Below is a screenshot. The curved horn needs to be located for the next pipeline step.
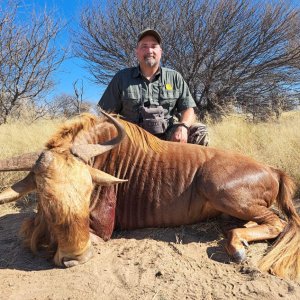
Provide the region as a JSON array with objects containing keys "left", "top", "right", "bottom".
[
  {"left": 0, "top": 172, "right": 36, "bottom": 204},
  {"left": 88, "top": 167, "right": 127, "bottom": 186},
  {"left": 71, "top": 110, "right": 126, "bottom": 163},
  {"left": 99, "top": 109, "right": 127, "bottom": 148},
  {"left": 0, "top": 151, "right": 42, "bottom": 172}
]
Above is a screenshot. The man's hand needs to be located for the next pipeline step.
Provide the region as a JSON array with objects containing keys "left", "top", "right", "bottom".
[
  {"left": 169, "top": 107, "right": 194, "bottom": 143},
  {"left": 170, "top": 125, "right": 188, "bottom": 143}
]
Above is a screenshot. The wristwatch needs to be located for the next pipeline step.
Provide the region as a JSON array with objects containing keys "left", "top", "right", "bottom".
[{"left": 177, "top": 122, "right": 189, "bottom": 130}]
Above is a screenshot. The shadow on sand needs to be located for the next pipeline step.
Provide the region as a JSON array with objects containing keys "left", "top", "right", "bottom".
[{"left": 0, "top": 208, "right": 232, "bottom": 271}]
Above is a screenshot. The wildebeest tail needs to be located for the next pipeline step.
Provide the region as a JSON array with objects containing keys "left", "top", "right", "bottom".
[{"left": 259, "top": 169, "right": 300, "bottom": 280}]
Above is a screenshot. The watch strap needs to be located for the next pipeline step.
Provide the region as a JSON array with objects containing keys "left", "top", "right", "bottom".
[{"left": 177, "top": 123, "right": 189, "bottom": 130}]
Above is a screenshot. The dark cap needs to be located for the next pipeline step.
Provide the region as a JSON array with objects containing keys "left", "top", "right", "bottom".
[{"left": 137, "top": 28, "right": 162, "bottom": 44}]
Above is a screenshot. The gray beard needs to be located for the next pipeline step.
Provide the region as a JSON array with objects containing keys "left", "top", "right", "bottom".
[{"left": 144, "top": 57, "right": 158, "bottom": 67}]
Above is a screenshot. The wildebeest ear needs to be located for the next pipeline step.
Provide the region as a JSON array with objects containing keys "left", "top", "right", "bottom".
[
  {"left": 88, "top": 166, "right": 127, "bottom": 186},
  {"left": 0, "top": 172, "right": 36, "bottom": 204}
]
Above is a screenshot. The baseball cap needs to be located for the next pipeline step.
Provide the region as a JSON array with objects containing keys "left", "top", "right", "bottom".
[{"left": 137, "top": 28, "right": 162, "bottom": 44}]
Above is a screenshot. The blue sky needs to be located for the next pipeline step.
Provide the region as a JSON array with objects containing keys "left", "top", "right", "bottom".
[
  {"left": 22, "top": 0, "right": 300, "bottom": 104},
  {"left": 22, "top": 0, "right": 106, "bottom": 104}
]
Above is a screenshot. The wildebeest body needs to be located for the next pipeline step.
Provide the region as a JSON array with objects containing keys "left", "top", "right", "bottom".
[
  {"left": 0, "top": 112, "right": 299, "bottom": 280},
  {"left": 92, "top": 138, "right": 276, "bottom": 231}
]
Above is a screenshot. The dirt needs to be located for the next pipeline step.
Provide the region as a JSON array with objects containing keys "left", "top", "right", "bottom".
[{"left": 1, "top": 200, "right": 300, "bottom": 300}]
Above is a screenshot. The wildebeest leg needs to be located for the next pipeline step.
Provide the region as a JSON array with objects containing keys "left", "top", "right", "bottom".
[{"left": 224, "top": 209, "right": 285, "bottom": 262}]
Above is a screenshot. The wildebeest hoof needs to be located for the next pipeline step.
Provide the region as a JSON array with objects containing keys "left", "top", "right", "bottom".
[{"left": 232, "top": 249, "right": 246, "bottom": 263}]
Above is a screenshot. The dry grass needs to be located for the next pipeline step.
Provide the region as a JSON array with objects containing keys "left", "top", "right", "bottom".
[
  {"left": 0, "top": 119, "right": 61, "bottom": 158},
  {"left": 0, "top": 118, "right": 61, "bottom": 190},
  {"left": 0, "top": 111, "right": 299, "bottom": 195}
]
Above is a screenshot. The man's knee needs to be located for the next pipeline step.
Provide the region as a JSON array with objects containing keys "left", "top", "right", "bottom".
[{"left": 188, "top": 123, "right": 209, "bottom": 146}]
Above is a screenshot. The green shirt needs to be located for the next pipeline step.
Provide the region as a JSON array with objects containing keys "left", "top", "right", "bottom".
[{"left": 99, "top": 66, "right": 196, "bottom": 126}]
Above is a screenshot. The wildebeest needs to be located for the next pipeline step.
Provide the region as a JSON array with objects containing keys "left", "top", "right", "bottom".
[{"left": 0, "top": 111, "right": 299, "bottom": 280}]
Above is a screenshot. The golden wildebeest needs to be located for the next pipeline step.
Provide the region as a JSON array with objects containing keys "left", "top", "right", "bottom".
[{"left": 0, "top": 111, "right": 299, "bottom": 280}]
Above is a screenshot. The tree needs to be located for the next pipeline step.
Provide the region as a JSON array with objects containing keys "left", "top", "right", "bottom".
[
  {"left": 48, "top": 80, "right": 93, "bottom": 118},
  {"left": 75, "top": 0, "right": 300, "bottom": 121},
  {"left": 0, "top": 1, "right": 66, "bottom": 124},
  {"left": 75, "top": 0, "right": 173, "bottom": 85}
]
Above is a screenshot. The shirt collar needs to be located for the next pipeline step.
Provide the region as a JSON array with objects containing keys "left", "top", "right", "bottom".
[
  {"left": 133, "top": 66, "right": 140, "bottom": 78},
  {"left": 133, "top": 65, "right": 162, "bottom": 79}
]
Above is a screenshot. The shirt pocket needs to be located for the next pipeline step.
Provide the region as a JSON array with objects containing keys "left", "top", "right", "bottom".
[
  {"left": 121, "top": 90, "right": 141, "bottom": 122},
  {"left": 159, "top": 90, "right": 180, "bottom": 112}
]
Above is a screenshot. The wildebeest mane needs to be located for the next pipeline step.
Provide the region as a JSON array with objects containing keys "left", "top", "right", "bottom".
[
  {"left": 118, "top": 118, "right": 167, "bottom": 153},
  {"left": 45, "top": 113, "right": 167, "bottom": 153},
  {"left": 45, "top": 114, "right": 100, "bottom": 149}
]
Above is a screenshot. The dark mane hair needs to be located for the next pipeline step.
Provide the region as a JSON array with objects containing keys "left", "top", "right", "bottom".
[
  {"left": 118, "top": 118, "right": 167, "bottom": 153},
  {"left": 45, "top": 113, "right": 167, "bottom": 153}
]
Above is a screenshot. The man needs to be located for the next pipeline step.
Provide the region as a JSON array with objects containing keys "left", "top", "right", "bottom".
[{"left": 99, "top": 28, "right": 208, "bottom": 145}]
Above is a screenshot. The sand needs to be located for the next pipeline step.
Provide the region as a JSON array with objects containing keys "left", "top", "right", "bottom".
[{"left": 1, "top": 200, "right": 300, "bottom": 300}]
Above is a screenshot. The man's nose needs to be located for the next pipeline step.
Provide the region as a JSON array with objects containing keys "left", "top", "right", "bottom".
[{"left": 145, "top": 47, "right": 154, "bottom": 53}]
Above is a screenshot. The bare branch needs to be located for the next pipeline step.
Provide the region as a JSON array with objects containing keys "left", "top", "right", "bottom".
[{"left": 0, "top": 1, "right": 66, "bottom": 124}]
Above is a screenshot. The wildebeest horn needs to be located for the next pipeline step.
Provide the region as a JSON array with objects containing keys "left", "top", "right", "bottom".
[
  {"left": 0, "top": 172, "right": 36, "bottom": 204},
  {"left": 88, "top": 167, "right": 127, "bottom": 185},
  {"left": 71, "top": 110, "right": 126, "bottom": 162},
  {"left": 0, "top": 152, "right": 41, "bottom": 172}
]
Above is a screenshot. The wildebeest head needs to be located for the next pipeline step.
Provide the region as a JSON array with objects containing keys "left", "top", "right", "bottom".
[{"left": 0, "top": 111, "right": 127, "bottom": 267}]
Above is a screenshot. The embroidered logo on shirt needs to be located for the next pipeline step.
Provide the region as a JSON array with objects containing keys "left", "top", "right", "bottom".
[{"left": 165, "top": 83, "right": 173, "bottom": 91}]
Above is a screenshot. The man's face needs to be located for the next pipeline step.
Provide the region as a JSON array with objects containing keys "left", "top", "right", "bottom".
[{"left": 136, "top": 35, "right": 162, "bottom": 68}]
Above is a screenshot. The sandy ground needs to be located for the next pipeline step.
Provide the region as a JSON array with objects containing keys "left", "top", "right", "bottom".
[{"left": 1, "top": 199, "right": 300, "bottom": 300}]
